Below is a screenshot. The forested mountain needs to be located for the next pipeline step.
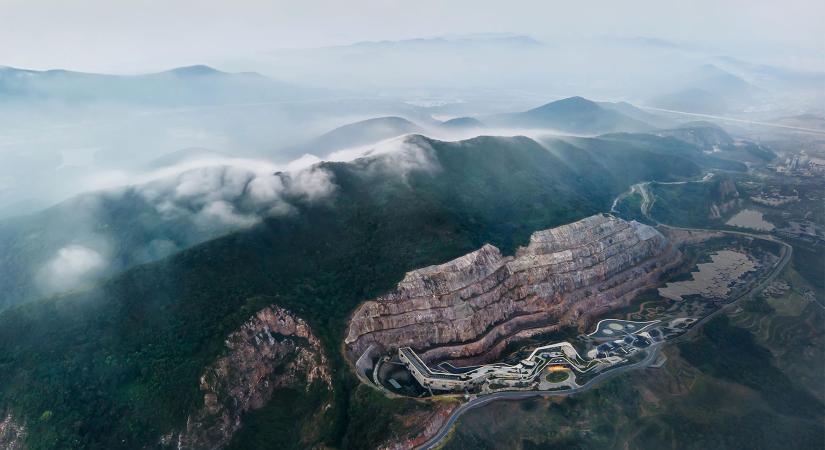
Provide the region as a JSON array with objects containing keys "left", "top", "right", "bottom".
[
  {"left": 0, "top": 129, "right": 747, "bottom": 312},
  {"left": 0, "top": 130, "right": 752, "bottom": 448}
]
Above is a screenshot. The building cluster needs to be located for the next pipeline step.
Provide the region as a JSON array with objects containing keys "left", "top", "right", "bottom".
[
  {"left": 775, "top": 220, "right": 825, "bottom": 245},
  {"left": 750, "top": 193, "right": 798, "bottom": 206},
  {"left": 399, "top": 341, "right": 613, "bottom": 393},
  {"left": 772, "top": 152, "right": 825, "bottom": 176},
  {"left": 762, "top": 280, "right": 790, "bottom": 298}
]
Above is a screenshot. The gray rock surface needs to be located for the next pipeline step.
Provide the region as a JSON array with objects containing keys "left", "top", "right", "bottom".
[
  {"left": 345, "top": 214, "right": 681, "bottom": 364},
  {"left": 164, "top": 306, "right": 332, "bottom": 450},
  {"left": 0, "top": 412, "right": 26, "bottom": 450}
]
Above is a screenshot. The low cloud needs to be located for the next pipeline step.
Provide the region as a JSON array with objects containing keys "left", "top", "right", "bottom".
[
  {"left": 370, "top": 135, "right": 441, "bottom": 178},
  {"left": 327, "top": 134, "right": 441, "bottom": 180},
  {"left": 287, "top": 166, "right": 337, "bottom": 201},
  {"left": 74, "top": 135, "right": 446, "bottom": 234},
  {"left": 39, "top": 244, "right": 107, "bottom": 294},
  {"left": 113, "top": 136, "right": 434, "bottom": 231},
  {"left": 246, "top": 172, "right": 286, "bottom": 204},
  {"left": 32, "top": 134, "right": 451, "bottom": 297},
  {"left": 78, "top": 156, "right": 281, "bottom": 195},
  {"left": 195, "top": 200, "right": 260, "bottom": 228},
  {"left": 23, "top": 132, "right": 463, "bottom": 300},
  {"left": 134, "top": 159, "right": 337, "bottom": 230}
]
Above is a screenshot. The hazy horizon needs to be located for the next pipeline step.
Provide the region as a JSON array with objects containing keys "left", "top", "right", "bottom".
[
  {"left": 3, "top": 0, "right": 824, "bottom": 74},
  {"left": 1, "top": 0, "right": 823, "bottom": 217}
]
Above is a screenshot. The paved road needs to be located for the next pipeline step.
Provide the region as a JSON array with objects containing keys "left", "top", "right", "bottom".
[
  {"left": 417, "top": 348, "right": 661, "bottom": 449},
  {"left": 417, "top": 179, "right": 795, "bottom": 450},
  {"left": 610, "top": 173, "right": 713, "bottom": 216},
  {"left": 637, "top": 106, "right": 825, "bottom": 136}
]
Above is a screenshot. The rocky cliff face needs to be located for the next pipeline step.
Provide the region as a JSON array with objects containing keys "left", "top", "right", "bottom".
[
  {"left": 709, "top": 177, "right": 741, "bottom": 219},
  {"left": 345, "top": 214, "right": 681, "bottom": 364},
  {"left": 163, "top": 305, "right": 332, "bottom": 450}
]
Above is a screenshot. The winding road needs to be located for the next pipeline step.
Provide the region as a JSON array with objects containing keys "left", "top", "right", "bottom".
[
  {"left": 417, "top": 348, "right": 661, "bottom": 449},
  {"left": 610, "top": 172, "right": 714, "bottom": 218},
  {"left": 416, "top": 174, "right": 794, "bottom": 450}
]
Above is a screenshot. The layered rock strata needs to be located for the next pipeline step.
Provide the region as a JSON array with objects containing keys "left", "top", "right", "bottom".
[
  {"left": 345, "top": 214, "right": 681, "bottom": 364},
  {"left": 164, "top": 305, "right": 332, "bottom": 450}
]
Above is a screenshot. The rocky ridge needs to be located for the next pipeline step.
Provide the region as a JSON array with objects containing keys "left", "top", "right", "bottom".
[
  {"left": 163, "top": 305, "right": 332, "bottom": 450},
  {"left": 345, "top": 214, "right": 681, "bottom": 364}
]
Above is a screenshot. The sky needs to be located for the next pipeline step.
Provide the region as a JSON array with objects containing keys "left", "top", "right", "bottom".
[{"left": 1, "top": 0, "right": 823, "bottom": 73}]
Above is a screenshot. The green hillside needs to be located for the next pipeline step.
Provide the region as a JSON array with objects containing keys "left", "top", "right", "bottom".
[
  {"left": 0, "top": 186, "right": 243, "bottom": 310},
  {"left": 0, "top": 132, "right": 714, "bottom": 313},
  {"left": 0, "top": 133, "right": 723, "bottom": 449}
]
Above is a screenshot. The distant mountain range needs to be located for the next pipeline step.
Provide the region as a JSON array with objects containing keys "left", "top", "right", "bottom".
[
  {"left": 278, "top": 94, "right": 779, "bottom": 167},
  {"left": 650, "top": 64, "right": 761, "bottom": 114},
  {"left": 293, "top": 117, "right": 426, "bottom": 155},
  {"left": 289, "top": 115, "right": 487, "bottom": 157},
  {"left": 439, "top": 116, "right": 485, "bottom": 130},
  {"left": 484, "top": 96, "right": 652, "bottom": 134},
  {"left": 246, "top": 33, "right": 560, "bottom": 93},
  {"left": 597, "top": 100, "right": 675, "bottom": 128},
  {"left": 289, "top": 97, "right": 660, "bottom": 158},
  {"left": 0, "top": 64, "right": 314, "bottom": 105},
  {"left": 341, "top": 33, "right": 544, "bottom": 50},
  {"left": 713, "top": 55, "right": 825, "bottom": 91}
]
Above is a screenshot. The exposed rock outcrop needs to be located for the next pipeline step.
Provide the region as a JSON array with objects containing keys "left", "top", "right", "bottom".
[
  {"left": 0, "top": 412, "right": 26, "bottom": 450},
  {"left": 345, "top": 214, "right": 681, "bottom": 364},
  {"left": 377, "top": 401, "right": 458, "bottom": 450},
  {"left": 164, "top": 305, "right": 332, "bottom": 450},
  {"left": 709, "top": 177, "right": 741, "bottom": 219}
]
